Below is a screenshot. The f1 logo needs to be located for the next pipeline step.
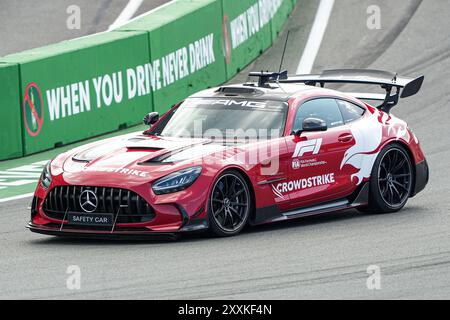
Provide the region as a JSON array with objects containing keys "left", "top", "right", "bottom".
[{"left": 293, "top": 138, "right": 322, "bottom": 158}]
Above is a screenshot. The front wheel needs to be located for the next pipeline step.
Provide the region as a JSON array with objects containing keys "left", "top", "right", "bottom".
[
  {"left": 208, "top": 170, "right": 252, "bottom": 237},
  {"left": 366, "top": 144, "right": 413, "bottom": 214}
]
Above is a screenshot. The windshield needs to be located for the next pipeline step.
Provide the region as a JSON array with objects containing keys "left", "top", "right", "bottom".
[{"left": 160, "top": 98, "right": 287, "bottom": 140}]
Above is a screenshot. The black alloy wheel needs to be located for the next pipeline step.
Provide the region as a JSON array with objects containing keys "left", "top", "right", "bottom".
[
  {"left": 378, "top": 147, "right": 412, "bottom": 209},
  {"left": 208, "top": 171, "right": 251, "bottom": 236},
  {"left": 364, "top": 143, "right": 413, "bottom": 214}
]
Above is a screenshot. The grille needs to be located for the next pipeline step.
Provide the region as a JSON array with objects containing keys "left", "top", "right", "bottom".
[{"left": 43, "top": 186, "right": 155, "bottom": 224}]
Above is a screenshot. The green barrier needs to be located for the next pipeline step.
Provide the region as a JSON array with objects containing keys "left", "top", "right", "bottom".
[
  {"left": 0, "top": 63, "right": 23, "bottom": 160},
  {"left": 221, "top": 0, "right": 295, "bottom": 78},
  {"left": 271, "top": 0, "right": 295, "bottom": 41},
  {"left": 119, "top": 0, "right": 227, "bottom": 114},
  {"left": 221, "top": 0, "right": 273, "bottom": 78},
  {"left": 1, "top": 31, "right": 152, "bottom": 155}
]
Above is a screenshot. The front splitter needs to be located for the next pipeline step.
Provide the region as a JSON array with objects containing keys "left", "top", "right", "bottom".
[{"left": 27, "top": 223, "right": 179, "bottom": 241}]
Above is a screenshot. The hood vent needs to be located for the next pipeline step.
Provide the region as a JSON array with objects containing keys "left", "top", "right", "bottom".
[{"left": 126, "top": 146, "right": 163, "bottom": 151}]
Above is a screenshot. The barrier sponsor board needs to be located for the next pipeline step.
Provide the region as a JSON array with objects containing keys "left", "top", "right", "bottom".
[
  {"left": 119, "top": 0, "right": 227, "bottom": 114},
  {"left": 222, "top": 0, "right": 274, "bottom": 78},
  {"left": 1, "top": 31, "right": 152, "bottom": 155}
]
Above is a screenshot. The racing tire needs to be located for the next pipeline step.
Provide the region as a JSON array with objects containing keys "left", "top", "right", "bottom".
[
  {"left": 208, "top": 170, "right": 252, "bottom": 237},
  {"left": 365, "top": 143, "right": 413, "bottom": 214}
]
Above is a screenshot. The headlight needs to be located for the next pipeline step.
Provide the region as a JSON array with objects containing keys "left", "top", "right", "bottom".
[
  {"left": 152, "top": 166, "right": 202, "bottom": 195},
  {"left": 41, "top": 161, "right": 52, "bottom": 189}
]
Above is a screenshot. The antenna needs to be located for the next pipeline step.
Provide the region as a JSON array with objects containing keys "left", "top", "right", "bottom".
[{"left": 278, "top": 30, "right": 290, "bottom": 73}]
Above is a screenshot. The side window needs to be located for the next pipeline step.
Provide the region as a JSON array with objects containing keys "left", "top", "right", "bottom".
[
  {"left": 336, "top": 99, "right": 365, "bottom": 124},
  {"left": 293, "top": 98, "right": 344, "bottom": 132}
]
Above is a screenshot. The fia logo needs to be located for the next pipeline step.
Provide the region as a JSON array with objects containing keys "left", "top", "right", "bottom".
[
  {"left": 292, "top": 159, "right": 301, "bottom": 170},
  {"left": 293, "top": 138, "right": 322, "bottom": 158}
]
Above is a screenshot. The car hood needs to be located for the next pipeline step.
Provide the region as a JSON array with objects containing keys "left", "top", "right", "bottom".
[{"left": 56, "top": 133, "right": 231, "bottom": 186}]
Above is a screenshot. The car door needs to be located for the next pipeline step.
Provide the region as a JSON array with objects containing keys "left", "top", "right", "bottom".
[
  {"left": 282, "top": 98, "right": 357, "bottom": 209},
  {"left": 252, "top": 136, "right": 294, "bottom": 211}
]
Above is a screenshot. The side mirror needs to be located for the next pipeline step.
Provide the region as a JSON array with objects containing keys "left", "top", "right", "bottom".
[
  {"left": 294, "top": 118, "right": 327, "bottom": 136},
  {"left": 143, "top": 112, "right": 159, "bottom": 126}
]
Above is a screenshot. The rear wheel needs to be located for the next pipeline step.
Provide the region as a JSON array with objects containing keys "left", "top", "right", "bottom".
[
  {"left": 365, "top": 144, "right": 413, "bottom": 214},
  {"left": 208, "top": 170, "right": 251, "bottom": 237}
]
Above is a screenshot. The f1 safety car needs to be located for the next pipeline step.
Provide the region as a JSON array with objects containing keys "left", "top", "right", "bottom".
[{"left": 28, "top": 69, "right": 428, "bottom": 238}]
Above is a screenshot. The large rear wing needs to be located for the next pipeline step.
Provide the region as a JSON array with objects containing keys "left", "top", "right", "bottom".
[{"left": 278, "top": 69, "right": 424, "bottom": 112}]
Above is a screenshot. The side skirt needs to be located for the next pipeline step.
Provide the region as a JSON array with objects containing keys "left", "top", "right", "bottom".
[{"left": 251, "top": 182, "right": 369, "bottom": 225}]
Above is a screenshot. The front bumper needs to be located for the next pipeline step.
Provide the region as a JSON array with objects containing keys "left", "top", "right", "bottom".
[
  {"left": 29, "top": 182, "right": 210, "bottom": 239},
  {"left": 27, "top": 215, "right": 209, "bottom": 240}
]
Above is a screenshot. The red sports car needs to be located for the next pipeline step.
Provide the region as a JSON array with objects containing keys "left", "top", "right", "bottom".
[{"left": 28, "top": 69, "right": 429, "bottom": 239}]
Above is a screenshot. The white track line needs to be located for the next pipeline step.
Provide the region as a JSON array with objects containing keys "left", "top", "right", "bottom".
[
  {"left": 0, "top": 193, "right": 34, "bottom": 203},
  {"left": 296, "top": 0, "right": 335, "bottom": 74},
  {"left": 115, "top": 0, "right": 176, "bottom": 28},
  {"left": 108, "top": 0, "right": 145, "bottom": 31}
]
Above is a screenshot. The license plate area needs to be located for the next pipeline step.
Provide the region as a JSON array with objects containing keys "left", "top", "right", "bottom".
[{"left": 68, "top": 213, "right": 114, "bottom": 226}]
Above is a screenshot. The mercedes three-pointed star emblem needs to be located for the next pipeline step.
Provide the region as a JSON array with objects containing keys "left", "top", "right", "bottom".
[{"left": 79, "top": 189, "right": 98, "bottom": 213}]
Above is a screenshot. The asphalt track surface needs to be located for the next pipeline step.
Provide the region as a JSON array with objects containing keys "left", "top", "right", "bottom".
[
  {"left": 1, "top": 0, "right": 450, "bottom": 299},
  {"left": 0, "top": 0, "right": 169, "bottom": 56}
]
